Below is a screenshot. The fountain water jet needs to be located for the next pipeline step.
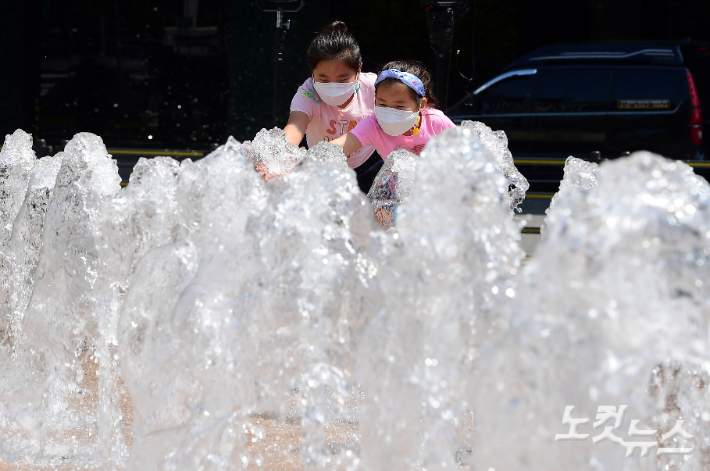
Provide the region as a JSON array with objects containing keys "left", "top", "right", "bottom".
[
  {"left": 472, "top": 152, "right": 710, "bottom": 471},
  {"left": 0, "top": 125, "right": 708, "bottom": 471}
]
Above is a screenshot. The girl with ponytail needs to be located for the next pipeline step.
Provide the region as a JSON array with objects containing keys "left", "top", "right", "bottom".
[{"left": 285, "top": 21, "right": 382, "bottom": 194}]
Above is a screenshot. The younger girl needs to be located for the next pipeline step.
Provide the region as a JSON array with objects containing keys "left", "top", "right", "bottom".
[
  {"left": 285, "top": 21, "right": 383, "bottom": 194},
  {"left": 331, "top": 60, "right": 455, "bottom": 161}
]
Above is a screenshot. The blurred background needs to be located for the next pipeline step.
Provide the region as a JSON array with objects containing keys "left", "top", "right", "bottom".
[{"left": 1, "top": 0, "right": 710, "bottom": 151}]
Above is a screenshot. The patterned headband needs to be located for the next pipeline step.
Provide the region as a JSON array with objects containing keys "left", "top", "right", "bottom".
[{"left": 375, "top": 69, "right": 426, "bottom": 97}]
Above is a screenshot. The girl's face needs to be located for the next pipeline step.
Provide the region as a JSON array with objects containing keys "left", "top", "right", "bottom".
[
  {"left": 375, "top": 81, "right": 426, "bottom": 112},
  {"left": 313, "top": 60, "right": 359, "bottom": 83}
]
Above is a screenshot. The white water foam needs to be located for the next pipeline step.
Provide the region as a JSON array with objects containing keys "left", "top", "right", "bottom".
[{"left": 0, "top": 127, "right": 708, "bottom": 471}]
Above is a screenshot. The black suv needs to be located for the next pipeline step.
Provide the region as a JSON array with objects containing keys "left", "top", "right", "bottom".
[{"left": 448, "top": 42, "right": 710, "bottom": 161}]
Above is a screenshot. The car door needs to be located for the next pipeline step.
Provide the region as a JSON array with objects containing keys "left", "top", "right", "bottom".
[
  {"left": 527, "top": 66, "right": 611, "bottom": 159},
  {"left": 463, "top": 70, "right": 536, "bottom": 155},
  {"left": 607, "top": 66, "right": 690, "bottom": 159}
]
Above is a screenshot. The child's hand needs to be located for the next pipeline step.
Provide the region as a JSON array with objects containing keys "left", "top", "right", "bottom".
[
  {"left": 246, "top": 128, "right": 307, "bottom": 182},
  {"left": 374, "top": 205, "right": 396, "bottom": 228}
]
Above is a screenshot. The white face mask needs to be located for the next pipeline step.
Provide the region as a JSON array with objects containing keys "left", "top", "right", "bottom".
[
  {"left": 374, "top": 106, "right": 420, "bottom": 136},
  {"left": 312, "top": 75, "right": 358, "bottom": 107}
]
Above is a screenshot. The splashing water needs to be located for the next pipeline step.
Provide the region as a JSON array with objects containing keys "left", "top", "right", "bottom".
[
  {"left": 541, "top": 155, "right": 599, "bottom": 238},
  {"left": 460, "top": 120, "right": 530, "bottom": 212},
  {"left": 474, "top": 152, "right": 710, "bottom": 471},
  {"left": 356, "top": 123, "right": 525, "bottom": 469},
  {"left": 0, "top": 125, "right": 708, "bottom": 471},
  {"left": 244, "top": 128, "right": 308, "bottom": 182},
  {"left": 367, "top": 149, "right": 419, "bottom": 229},
  {"left": 0, "top": 131, "right": 37, "bottom": 247},
  {"left": 366, "top": 122, "right": 529, "bottom": 229}
]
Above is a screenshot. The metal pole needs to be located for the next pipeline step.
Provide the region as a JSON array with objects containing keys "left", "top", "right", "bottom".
[
  {"left": 273, "top": 11, "right": 288, "bottom": 126},
  {"left": 424, "top": 5, "right": 457, "bottom": 113},
  {"left": 256, "top": 1, "right": 303, "bottom": 126},
  {"left": 100, "top": 15, "right": 105, "bottom": 56},
  {"left": 421, "top": 1, "right": 471, "bottom": 113}
]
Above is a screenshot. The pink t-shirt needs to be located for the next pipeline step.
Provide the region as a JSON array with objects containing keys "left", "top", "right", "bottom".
[
  {"left": 350, "top": 108, "right": 456, "bottom": 159},
  {"left": 290, "top": 72, "right": 377, "bottom": 169}
]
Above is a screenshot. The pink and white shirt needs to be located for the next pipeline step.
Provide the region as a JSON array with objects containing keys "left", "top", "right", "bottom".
[
  {"left": 290, "top": 72, "right": 377, "bottom": 169},
  {"left": 350, "top": 108, "right": 456, "bottom": 159}
]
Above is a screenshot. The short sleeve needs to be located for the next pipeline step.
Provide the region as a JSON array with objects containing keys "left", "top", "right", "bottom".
[
  {"left": 290, "top": 79, "right": 317, "bottom": 120},
  {"left": 433, "top": 112, "right": 456, "bottom": 133},
  {"left": 350, "top": 115, "right": 378, "bottom": 148}
]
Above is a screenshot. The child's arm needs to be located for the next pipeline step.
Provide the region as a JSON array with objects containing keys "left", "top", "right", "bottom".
[
  {"left": 284, "top": 111, "right": 310, "bottom": 146},
  {"left": 331, "top": 132, "right": 363, "bottom": 158}
]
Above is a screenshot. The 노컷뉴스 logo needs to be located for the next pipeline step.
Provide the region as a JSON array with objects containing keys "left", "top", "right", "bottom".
[{"left": 555, "top": 405, "right": 694, "bottom": 457}]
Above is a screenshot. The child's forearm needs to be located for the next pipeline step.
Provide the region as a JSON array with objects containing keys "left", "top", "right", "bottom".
[
  {"left": 331, "top": 133, "right": 363, "bottom": 157},
  {"left": 284, "top": 111, "right": 310, "bottom": 146}
]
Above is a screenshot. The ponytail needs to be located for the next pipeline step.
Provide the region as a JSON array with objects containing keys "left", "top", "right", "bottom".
[{"left": 306, "top": 21, "right": 362, "bottom": 72}]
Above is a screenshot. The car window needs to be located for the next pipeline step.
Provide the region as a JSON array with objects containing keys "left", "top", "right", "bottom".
[
  {"left": 477, "top": 75, "right": 532, "bottom": 114},
  {"left": 530, "top": 67, "right": 610, "bottom": 113},
  {"left": 612, "top": 68, "right": 684, "bottom": 111}
]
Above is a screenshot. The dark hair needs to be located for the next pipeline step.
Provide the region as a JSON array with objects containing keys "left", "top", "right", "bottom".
[
  {"left": 306, "top": 21, "right": 362, "bottom": 72},
  {"left": 375, "top": 60, "right": 439, "bottom": 108}
]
